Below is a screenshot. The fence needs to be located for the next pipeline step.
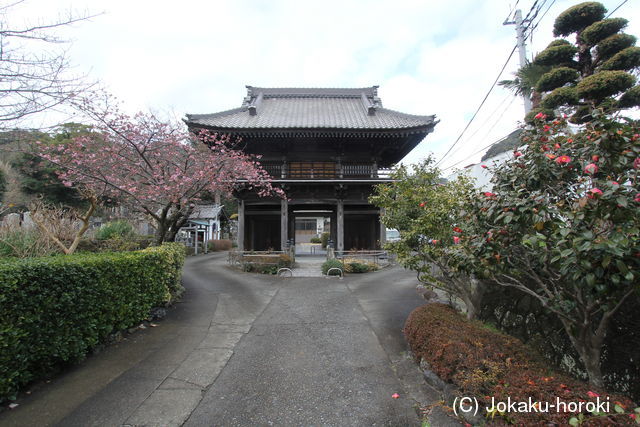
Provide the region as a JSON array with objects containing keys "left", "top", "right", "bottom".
[{"left": 331, "top": 249, "right": 393, "bottom": 266}]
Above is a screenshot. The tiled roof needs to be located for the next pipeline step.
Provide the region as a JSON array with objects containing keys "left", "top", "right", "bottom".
[
  {"left": 185, "top": 86, "right": 436, "bottom": 132},
  {"left": 189, "top": 204, "right": 222, "bottom": 220}
]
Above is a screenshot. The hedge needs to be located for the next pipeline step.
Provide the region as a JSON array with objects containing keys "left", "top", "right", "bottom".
[
  {"left": 0, "top": 243, "right": 185, "bottom": 402},
  {"left": 404, "top": 304, "right": 636, "bottom": 425}
]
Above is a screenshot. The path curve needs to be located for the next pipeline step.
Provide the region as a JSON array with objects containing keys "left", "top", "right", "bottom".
[{"left": 0, "top": 252, "right": 458, "bottom": 426}]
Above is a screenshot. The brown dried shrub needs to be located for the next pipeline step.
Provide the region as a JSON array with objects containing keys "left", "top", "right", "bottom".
[{"left": 404, "top": 304, "right": 636, "bottom": 425}]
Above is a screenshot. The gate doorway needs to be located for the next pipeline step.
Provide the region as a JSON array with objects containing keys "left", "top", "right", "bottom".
[{"left": 292, "top": 209, "right": 332, "bottom": 255}]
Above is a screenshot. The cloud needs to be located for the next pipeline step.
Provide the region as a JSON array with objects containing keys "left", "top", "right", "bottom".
[{"left": 6, "top": 0, "right": 640, "bottom": 168}]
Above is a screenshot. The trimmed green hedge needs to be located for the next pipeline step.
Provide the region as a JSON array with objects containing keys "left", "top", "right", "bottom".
[{"left": 0, "top": 243, "right": 185, "bottom": 401}]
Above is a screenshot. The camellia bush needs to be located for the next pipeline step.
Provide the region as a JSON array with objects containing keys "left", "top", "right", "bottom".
[
  {"left": 464, "top": 111, "right": 639, "bottom": 389},
  {"left": 371, "top": 159, "right": 487, "bottom": 319}
]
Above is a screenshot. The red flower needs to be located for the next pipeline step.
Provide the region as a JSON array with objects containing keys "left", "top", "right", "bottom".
[
  {"left": 481, "top": 164, "right": 488, "bottom": 169},
  {"left": 587, "top": 391, "right": 600, "bottom": 398},
  {"left": 419, "top": 202, "right": 426, "bottom": 207},
  {"left": 584, "top": 163, "right": 598, "bottom": 174},
  {"left": 635, "top": 193, "right": 640, "bottom": 203},
  {"left": 630, "top": 414, "right": 637, "bottom": 420},
  {"left": 534, "top": 112, "right": 546, "bottom": 120},
  {"left": 554, "top": 143, "right": 561, "bottom": 149},
  {"left": 453, "top": 227, "right": 463, "bottom": 233},
  {"left": 542, "top": 144, "right": 550, "bottom": 151},
  {"left": 391, "top": 393, "right": 400, "bottom": 399},
  {"left": 484, "top": 192, "right": 496, "bottom": 197},
  {"left": 634, "top": 157, "right": 640, "bottom": 169},
  {"left": 453, "top": 236, "right": 461, "bottom": 244},
  {"left": 567, "top": 138, "right": 573, "bottom": 143},
  {"left": 431, "top": 239, "right": 439, "bottom": 245},
  {"left": 514, "top": 151, "right": 522, "bottom": 158},
  {"left": 592, "top": 155, "right": 599, "bottom": 162},
  {"left": 555, "top": 155, "right": 571, "bottom": 164},
  {"left": 546, "top": 153, "right": 556, "bottom": 160},
  {"left": 589, "top": 188, "right": 603, "bottom": 198},
  {"left": 611, "top": 181, "right": 619, "bottom": 186},
  {"left": 543, "top": 125, "right": 551, "bottom": 132}
]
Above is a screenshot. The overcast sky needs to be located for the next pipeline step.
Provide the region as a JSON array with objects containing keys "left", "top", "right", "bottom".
[{"left": 6, "top": 0, "right": 640, "bottom": 171}]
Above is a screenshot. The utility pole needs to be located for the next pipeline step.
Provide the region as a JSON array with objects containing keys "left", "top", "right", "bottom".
[{"left": 504, "top": 9, "right": 532, "bottom": 114}]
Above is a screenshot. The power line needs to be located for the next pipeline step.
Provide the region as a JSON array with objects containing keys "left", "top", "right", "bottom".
[
  {"left": 442, "top": 95, "right": 518, "bottom": 171},
  {"left": 441, "top": 127, "right": 521, "bottom": 172},
  {"left": 446, "top": 92, "right": 515, "bottom": 160},
  {"left": 525, "top": 0, "right": 557, "bottom": 42},
  {"left": 434, "top": 45, "right": 518, "bottom": 167},
  {"left": 505, "top": 0, "right": 521, "bottom": 22},
  {"left": 607, "top": 0, "right": 628, "bottom": 18}
]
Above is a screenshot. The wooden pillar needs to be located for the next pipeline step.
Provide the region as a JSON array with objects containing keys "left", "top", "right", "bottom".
[
  {"left": 237, "top": 200, "right": 245, "bottom": 251},
  {"left": 379, "top": 208, "right": 386, "bottom": 247},
  {"left": 337, "top": 200, "right": 344, "bottom": 252},
  {"left": 281, "top": 198, "right": 288, "bottom": 251}
]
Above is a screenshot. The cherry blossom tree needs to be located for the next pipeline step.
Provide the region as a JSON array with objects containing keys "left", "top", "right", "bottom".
[{"left": 37, "top": 96, "right": 282, "bottom": 244}]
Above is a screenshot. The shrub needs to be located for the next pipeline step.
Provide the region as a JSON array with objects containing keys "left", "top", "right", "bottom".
[
  {"left": 600, "top": 46, "right": 640, "bottom": 71},
  {"left": 95, "top": 220, "right": 135, "bottom": 241},
  {"left": 597, "top": 33, "right": 637, "bottom": 62},
  {"left": 404, "top": 304, "right": 636, "bottom": 425},
  {"left": 581, "top": 17, "right": 628, "bottom": 46},
  {"left": 0, "top": 242, "right": 185, "bottom": 402},
  {"left": 341, "top": 257, "right": 379, "bottom": 273},
  {"left": 535, "top": 67, "right": 579, "bottom": 92},
  {"left": 309, "top": 236, "right": 322, "bottom": 244},
  {"left": 322, "top": 258, "right": 343, "bottom": 275},
  {"left": 576, "top": 70, "right": 636, "bottom": 101},
  {"left": 0, "top": 227, "right": 56, "bottom": 258},
  {"left": 541, "top": 86, "right": 579, "bottom": 109},
  {"left": 553, "top": 2, "right": 606, "bottom": 37},
  {"left": 534, "top": 43, "right": 578, "bottom": 66},
  {"left": 207, "top": 239, "right": 232, "bottom": 251},
  {"left": 320, "top": 232, "right": 330, "bottom": 248}
]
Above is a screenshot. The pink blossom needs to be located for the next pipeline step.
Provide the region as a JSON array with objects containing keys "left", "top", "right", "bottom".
[
  {"left": 513, "top": 151, "right": 522, "bottom": 158},
  {"left": 453, "top": 236, "right": 461, "bottom": 244},
  {"left": 534, "top": 112, "right": 546, "bottom": 120},
  {"left": 635, "top": 193, "right": 640, "bottom": 203},
  {"left": 584, "top": 163, "right": 598, "bottom": 174},
  {"left": 634, "top": 157, "right": 640, "bottom": 169},
  {"left": 555, "top": 155, "right": 571, "bottom": 165},
  {"left": 484, "top": 192, "right": 496, "bottom": 197},
  {"left": 589, "top": 188, "right": 603, "bottom": 198},
  {"left": 481, "top": 164, "right": 488, "bottom": 169}
]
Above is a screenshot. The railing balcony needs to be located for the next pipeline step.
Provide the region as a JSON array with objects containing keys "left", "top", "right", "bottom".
[{"left": 259, "top": 161, "right": 394, "bottom": 180}]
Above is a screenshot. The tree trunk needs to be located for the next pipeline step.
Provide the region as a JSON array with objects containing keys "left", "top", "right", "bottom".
[
  {"left": 154, "top": 221, "right": 167, "bottom": 245},
  {"left": 460, "top": 278, "right": 486, "bottom": 320},
  {"left": 561, "top": 318, "right": 606, "bottom": 389}
]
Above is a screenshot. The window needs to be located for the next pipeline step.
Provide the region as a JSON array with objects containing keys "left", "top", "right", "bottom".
[{"left": 289, "top": 162, "right": 336, "bottom": 178}]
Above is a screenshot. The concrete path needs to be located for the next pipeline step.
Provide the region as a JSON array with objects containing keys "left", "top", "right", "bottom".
[
  {"left": 291, "top": 255, "right": 326, "bottom": 277},
  {"left": 0, "top": 252, "right": 457, "bottom": 427}
]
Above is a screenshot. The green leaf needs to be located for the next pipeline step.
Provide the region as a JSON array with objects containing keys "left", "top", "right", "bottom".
[
  {"left": 569, "top": 417, "right": 579, "bottom": 426},
  {"left": 615, "top": 404, "right": 625, "bottom": 414},
  {"left": 601, "top": 255, "right": 611, "bottom": 268},
  {"left": 616, "top": 196, "right": 628, "bottom": 207},
  {"left": 616, "top": 260, "right": 629, "bottom": 274}
]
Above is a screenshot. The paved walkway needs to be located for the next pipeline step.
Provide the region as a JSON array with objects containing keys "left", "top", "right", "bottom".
[
  {"left": 0, "top": 252, "right": 457, "bottom": 427},
  {"left": 291, "top": 254, "right": 326, "bottom": 277}
]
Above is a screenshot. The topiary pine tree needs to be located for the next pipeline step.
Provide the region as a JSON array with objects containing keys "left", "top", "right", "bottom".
[{"left": 525, "top": 2, "right": 639, "bottom": 122}]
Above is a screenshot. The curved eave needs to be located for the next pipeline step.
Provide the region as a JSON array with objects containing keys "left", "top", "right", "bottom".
[{"left": 185, "top": 123, "right": 437, "bottom": 139}]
